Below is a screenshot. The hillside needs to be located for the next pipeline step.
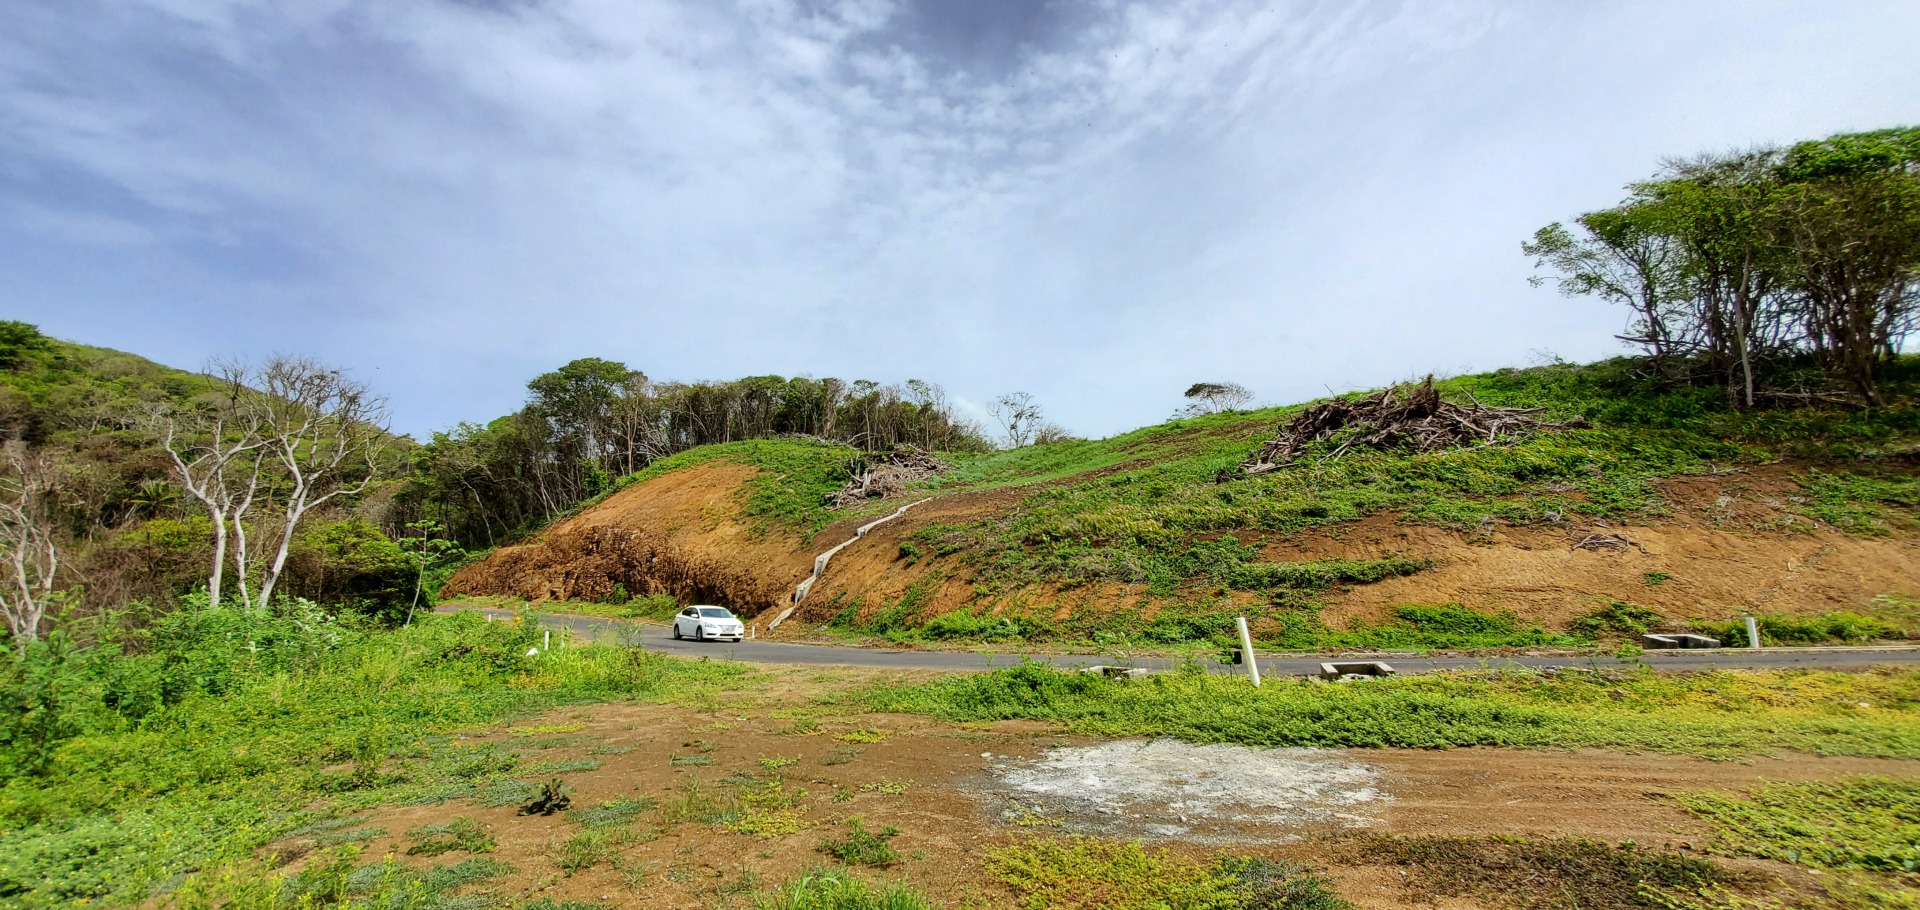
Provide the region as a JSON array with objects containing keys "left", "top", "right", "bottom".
[
  {"left": 0, "top": 324, "right": 420, "bottom": 616},
  {"left": 446, "top": 358, "right": 1920, "bottom": 651}
]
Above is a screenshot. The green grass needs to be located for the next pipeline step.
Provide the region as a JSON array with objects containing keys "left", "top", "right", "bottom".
[
  {"left": 750, "top": 866, "right": 932, "bottom": 910},
  {"left": 164, "top": 849, "right": 514, "bottom": 910},
  {"left": 861, "top": 664, "right": 1920, "bottom": 758},
  {"left": 837, "top": 592, "right": 1584, "bottom": 652},
  {"left": 404, "top": 816, "right": 494, "bottom": 857},
  {"left": 817, "top": 817, "right": 901, "bottom": 866},
  {"left": 984, "top": 837, "right": 1350, "bottom": 910},
  {"left": 0, "top": 608, "right": 749, "bottom": 908},
  {"left": 1680, "top": 776, "right": 1920, "bottom": 872}
]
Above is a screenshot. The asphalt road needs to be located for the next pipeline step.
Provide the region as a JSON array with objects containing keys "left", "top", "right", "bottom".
[{"left": 437, "top": 604, "right": 1920, "bottom": 676}]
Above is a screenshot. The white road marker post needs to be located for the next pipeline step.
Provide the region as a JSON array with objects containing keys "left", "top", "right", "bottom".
[
  {"left": 544, "top": 628, "right": 551, "bottom": 651},
  {"left": 1236, "top": 617, "right": 1261, "bottom": 687},
  {"left": 1745, "top": 616, "right": 1760, "bottom": 649}
]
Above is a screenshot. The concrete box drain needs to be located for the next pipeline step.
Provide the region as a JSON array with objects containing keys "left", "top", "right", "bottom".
[
  {"left": 1319, "top": 661, "right": 1395, "bottom": 680},
  {"left": 1641, "top": 633, "right": 1722, "bottom": 649},
  {"left": 1082, "top": 665, "right": 1151, "bottom": 680}
]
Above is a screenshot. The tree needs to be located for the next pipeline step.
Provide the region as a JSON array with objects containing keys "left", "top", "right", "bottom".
[
  {"left": 1637, "top": 153, "right": 1787, "bottom": 407},
  {"left": 247, "top": 356, "right": 390, "bottom": 609},
  {"left": 1179, "top": 382, "right": 1254, "bottom": 416},
  {"left": 1767, "top": 128, "right": 1920, "bottom": 405},
  {"left": 1525, "top": 209, "right": 1686, "bottom": 365},
  {"left": 398, "top": 519, "right": 464, "bottom": 626},
  {"left": 990, "top": 392, "right": 1043, "bottom": 448},
  {"left": 161, "top": 361, "right": 267, "bottom": 610},
  {"left": 0, "top": 322, "right": 52, "bottom": 371},
  {"left": 1526, "top": 126, "right": 1920, "bottom": 407},
  {"left": 0, "top": 444, "right": 61, "bottom": 648}
]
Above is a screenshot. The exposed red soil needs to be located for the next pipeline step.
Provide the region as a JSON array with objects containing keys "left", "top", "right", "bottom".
[
  {"left": 307, "top": 693, "right": 1918, "bottom": 910},
  {"left": 446, "top": 457, "right": 1918, "bottom": 636}
]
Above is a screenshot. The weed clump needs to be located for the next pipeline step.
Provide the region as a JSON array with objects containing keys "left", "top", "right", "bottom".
[
  {"left": 518, "top": 778, "right": 573, "bottom": 816},
  {"left": 405, "top": 816, "right": 494, "bottom": 857},
  {"left": 571, "top": 797, "right": 658, "bottom": 829},
  {"left": 818, "top": 817, "right": 901, "bottom": 866}
]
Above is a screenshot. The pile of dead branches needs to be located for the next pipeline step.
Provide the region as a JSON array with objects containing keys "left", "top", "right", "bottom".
[
  {"left": 826, "top": 445, "right": 950, "bottom": 508},
  {"left": 1222, "top": 376, "right": 1585, "bottom": 479}
]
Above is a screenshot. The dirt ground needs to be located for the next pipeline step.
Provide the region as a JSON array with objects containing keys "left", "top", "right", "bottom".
[{"left": 297, "top": 669, "right": 1920, "bottom": 909}]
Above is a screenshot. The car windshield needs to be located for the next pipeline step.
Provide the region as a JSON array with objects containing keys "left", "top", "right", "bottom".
[{"left": 698, "top": 607, "right": 734, "bottom": 619}]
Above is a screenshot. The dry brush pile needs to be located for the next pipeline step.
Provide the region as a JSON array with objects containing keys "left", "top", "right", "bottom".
[
  {"left": 825, "top": 445, "right": 950, "bottom": 508},
  {"left": 1223, "top": 376, "right": 1585, "bottom": 478}
]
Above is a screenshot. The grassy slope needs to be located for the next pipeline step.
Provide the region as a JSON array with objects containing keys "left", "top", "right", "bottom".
[
  {"left": 0, "top": 337, "right": 209, "bottom": 420},
  {"left": 590, "top": 358, "right": 1919, "bottom": 649}
]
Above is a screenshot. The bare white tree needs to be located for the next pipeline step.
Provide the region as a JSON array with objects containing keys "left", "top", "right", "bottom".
[
  {"left": 990, "top": 392, "right": 1043, "bottom": 449},
  {"left": 161, "top": 361, "right": 266, "bottom": 610},
  {"left": 248, "top": 356, "right": 390, "bottom": 609},
  {"left": 0, "top": 443, "right": 62, "bottom": 649}
]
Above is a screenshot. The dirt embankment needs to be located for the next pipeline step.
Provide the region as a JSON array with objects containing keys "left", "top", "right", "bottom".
[
  {"left": 444, "top": 461, "right": 815, "bottom": 617},
  {"left": 445, "top": 459, "right": 1918, "bottom": 629}
]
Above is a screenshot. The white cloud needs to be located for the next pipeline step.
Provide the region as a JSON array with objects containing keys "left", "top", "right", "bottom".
[{"left": 3, "top": 0, "right": 1918, "bottom": 435}]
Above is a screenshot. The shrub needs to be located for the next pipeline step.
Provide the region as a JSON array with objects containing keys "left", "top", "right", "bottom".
[{"left": 1570, "top": 602, "right": 1664, "bottom": 639}]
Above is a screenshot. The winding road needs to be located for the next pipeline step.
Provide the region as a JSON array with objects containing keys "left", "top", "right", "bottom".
[{"left": 437, "top": 604, "right": 1920, "bottom": 676}]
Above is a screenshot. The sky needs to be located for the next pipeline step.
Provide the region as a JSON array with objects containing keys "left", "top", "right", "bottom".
[{"left": 4, "top": 0, "right": 1918, "bottom": 439}]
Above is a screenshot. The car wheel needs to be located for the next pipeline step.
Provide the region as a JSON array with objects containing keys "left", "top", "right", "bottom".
[{"left": 672, "top": 623, "right": 682, "bottom": 640}]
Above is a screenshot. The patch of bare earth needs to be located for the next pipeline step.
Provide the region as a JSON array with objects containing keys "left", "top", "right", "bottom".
[{"left": 304, "top": 686, "right": 1920, "bottom": 909}]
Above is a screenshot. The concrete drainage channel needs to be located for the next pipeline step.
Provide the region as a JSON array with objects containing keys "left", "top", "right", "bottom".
[{"left": 762, "top": 497, "right": 934, "bottom": 631}]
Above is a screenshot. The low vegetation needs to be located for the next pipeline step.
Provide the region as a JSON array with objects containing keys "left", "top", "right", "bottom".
[
  {"left": 1680, "top": 776, "right": 1920, "bottom": 872},
  {"left": 749, "top": 865, "right": 931, "bottom": 910},
  {"left": 863, "top": 663, "right": 1920, "bottom": 758},
  {"left": 0, "top": 608, "right": 746, "bottom": 907},
  {"left": 1349, "top": 834, "right": 1732, "bottom": 910},
  {"left": 984, "top": 837, "right": 1349, "bottom": 910}
]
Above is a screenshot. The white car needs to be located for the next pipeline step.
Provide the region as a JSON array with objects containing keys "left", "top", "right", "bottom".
[{"left": 672, "top": 605, "right": 744, "bottom": 642}]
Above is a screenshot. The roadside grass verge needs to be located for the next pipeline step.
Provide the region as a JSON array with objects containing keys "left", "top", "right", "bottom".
[
  {"left": 0, "top": 609, "right": 750, "bottom": 908},
  {"left": 860, "top": 664, "right": 1920, "bottom": 758}
]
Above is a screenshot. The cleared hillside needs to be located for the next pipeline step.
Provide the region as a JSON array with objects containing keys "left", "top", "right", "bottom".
[{"left": 445, "top": 358, "right": 1920, "bottom": 651}]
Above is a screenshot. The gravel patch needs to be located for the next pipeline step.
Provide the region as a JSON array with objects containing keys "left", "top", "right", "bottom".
[{"left": 986, "top": 738, "right": 1388, "bottom": 841}]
